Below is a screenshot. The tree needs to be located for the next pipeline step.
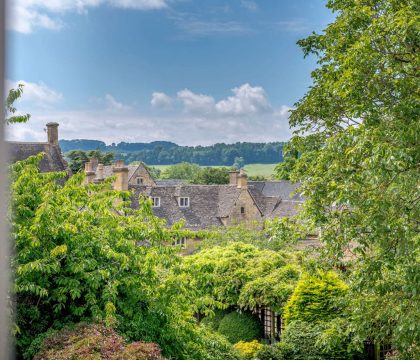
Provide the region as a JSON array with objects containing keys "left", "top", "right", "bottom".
[
  {"left": 160, "top": 162, "right": 201, "bottom": 180},
  {"left": 4, "top": 84, "right": 30, "bottom": 124},
  {"left": 274, "top": 146, "right": 298, "bottom": 181},
  {"left": 191, "top": 167, "right": 230, "bottom": 185},
  {"left": 285, "top": 0, "right": 419, "bottom": 355},
  {"left": 66, "top": 150, "right": 115, "bottom": 173},
  {"left": 233, "top": 157, "right": 245, "bottom": 170}
]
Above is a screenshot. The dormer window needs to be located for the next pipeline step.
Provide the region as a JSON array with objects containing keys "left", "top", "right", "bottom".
[
  {"left": 178, "top": 197, "right": 189, "bottom": 208},
  {"left": 151, "top": 197, "right": 160, "bottom": 208},
  {"left": 136, "top": 177, "right": 144, "bottom": 185}
]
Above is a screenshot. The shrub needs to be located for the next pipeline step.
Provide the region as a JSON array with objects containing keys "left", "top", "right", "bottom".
[
  {"left": 33, "top": 323, "right": 165, "bottom": 360},
  {"left": 218, "top": 311, "right": 263, "bottom": 344},
  {"left": 201, "top": 309, "right": 229, "bottom": 331},
  {"left": 233, "top": 340, "right": 263, "bottom": 360},
  {"left": 255, "top": 344, "right": 283, "bottom": 360},
  {"left": 284, "top": 271, "right": 348, "bottom": 324}
]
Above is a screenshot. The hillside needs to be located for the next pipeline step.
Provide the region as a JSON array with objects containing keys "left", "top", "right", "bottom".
[{"left": 60, "top": 139, "right": 285, "bottom": 166}]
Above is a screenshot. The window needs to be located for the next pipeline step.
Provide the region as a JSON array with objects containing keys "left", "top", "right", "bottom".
[
  {"left": 136, "top": 177, "right": 144, "bottom": 185},
  {"left": 172, "top": 237, "right": 187, "bottom": 247},
  {"left": 240, "top": 206, "right": 245, "bottom": 214},
  {"left": 178, "top": 197, "right": 189, "bottom": 208},
  {"left": 151, "top": 197, "right": 160, "bottom": 207}
]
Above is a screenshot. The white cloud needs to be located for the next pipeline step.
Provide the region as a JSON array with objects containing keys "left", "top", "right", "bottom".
[
  {"left": 8, "top": 0, "right": 169, "bottom": 33},
  {"left": 151, "top": 92, "right": 172, "bottom": 109},
  {"left": 241, "top": 1, "right": 258, "bottom": 12},
  {"left": 104, "top": 94, "right": 131, "bottom": 112},
  {"left": 177, "top": 89, "right": 215, "bottom": 114},
  {"left": 6, "top": 79, "right": 63, "bottom": 105},
  {"left": 215, "top": 83, "right": 271, "bottom": 116}
]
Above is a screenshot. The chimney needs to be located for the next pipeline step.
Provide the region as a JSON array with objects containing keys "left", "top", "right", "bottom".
[
  {"left": 237, "top": 169, "right": 248, "bottom": 189},
  {"left": 96, "top": 163, "right": 104, "bottom": 180},
  {"left": 113, "top": 160, "right": 129, "bottom": 191},
  {"left": 84, "top": 161, "right": 95, "bottom": 184},
  {"left": 46, "top": 122, "right": 59, "bottom": 145},
  {"left": 229, "top": 170, "right": 239, "bottom": 186},
  {"left": 89, "top": 157, "right": 98, "bottom": 172}
]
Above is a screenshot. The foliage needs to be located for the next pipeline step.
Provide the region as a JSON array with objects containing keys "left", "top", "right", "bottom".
[
  {"left": 233, "top": 340, "right": 263, "bottom": 360},
  {"left": 60, "top": 140, "right": 285, "bottom": 166},
  {"left": 33, "top": 323, "right": 165, "bottom": 360},
  {"left": 11, "top": 155, "right": 236, "bottom": 360},
  {"left": 191, "top": 166, "right": 231, "bottom": 184},
  {"left": 248, "top": 175, "right": 266, "bottom": 181},
  {"left": 283, "top": 0, "right": 420, "bottom": 354},
  {"left": 284, "top": 271, "right": 348, "bottom": 324},
  {"left": 274, "top": 146, "right": 298, "bottom": 181},
  {"left": 160, "top": 162, "right": 202, "bottom": 180},
  {"left": 233, "top": 156, "right": 245, "bottom": 169},
  {"left": 218, "top": 311, "right": 263, "bottom": 344},
  {"left": 181, "top": 243, "right": 302, "bottom": 314},
  {"left": 4, "top": 84, "right": 31, "bottom": 125},
  {"left": 66, "top": 149, "right": 115, "bottom": 173},
  {"left": 200, "top": 309, "right": 229, "bottom": 331},
  {"left": 255, "top": 344, "right": 282, "bottom": 360},
  {"left": 275, "top": 320, "right": 361, "bottom": 360},
  {"left": 200, "top": 219, "right": 308, "bottom": 252}
]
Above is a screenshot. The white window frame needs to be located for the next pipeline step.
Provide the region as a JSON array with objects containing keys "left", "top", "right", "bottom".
[
  {"left": 151, "top": 197, "right": 160, "bottom": 208},
  {"left": 178, "top": 197, "right": 190, "bottom": 208}
]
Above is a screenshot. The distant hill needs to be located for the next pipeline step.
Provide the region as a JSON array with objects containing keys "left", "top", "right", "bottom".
[{"left": 60, "top": 139, "right": 285, "bottom": 166}]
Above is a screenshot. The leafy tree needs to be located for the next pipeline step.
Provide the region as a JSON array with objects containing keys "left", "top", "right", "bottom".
[
  {"left": 66, "top": 150, "right": 114, "bottom": 173},
  {"left": 284, "top": 0, "right": 419, "bottom": 354},
  {"left": 160, "top": 162, "right": 201, "bottom": 180},
  {"left": 233, "top": 156, "right": 245, "bottom": 170},
  {"left": 233, "top": 340, "right": 263, "bottom": 360},
  {"left": 10, "top": 155, "right": 236, "bottom": 359},
  {"left": 191, "top": 167, "right": 230, "bottom": 184},
  {"left": 274, "top": 146, "right": 298, "bottom": 181},
  {"left": 5, "top": 84, "right": 30, "bottom": 124}
]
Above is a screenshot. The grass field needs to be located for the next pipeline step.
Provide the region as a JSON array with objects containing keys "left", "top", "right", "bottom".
[{"left": 149, "top": 163, "right": 278, "bottom": 178}]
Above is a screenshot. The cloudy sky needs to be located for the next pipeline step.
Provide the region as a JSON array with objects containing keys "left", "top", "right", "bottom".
[{"left": 6, "top": 0, "right": 332, "bottom": 145}]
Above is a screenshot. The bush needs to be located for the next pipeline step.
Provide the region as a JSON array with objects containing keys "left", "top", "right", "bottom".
[
  {"left": 255, "top": 344, "right": 283, "bottom": 360},
  {"left": 33, "top": 323, "right": 165, "bottom": 360},
  {"left": 284, "top": 271, "right": 348, "bottom": 324},
  {"left": 218, "top": 311, "right": 263, "bottom": 344},
  {"left": 201, "top": 309, "right": 229, "bottom": 331},
  {"left": 233, "top": 340, "right": 263, "bottom": 360}
]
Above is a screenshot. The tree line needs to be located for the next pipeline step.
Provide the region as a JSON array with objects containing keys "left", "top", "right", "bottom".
[{"left": 61, "top": 140, "right": 285, "bottom": 166}]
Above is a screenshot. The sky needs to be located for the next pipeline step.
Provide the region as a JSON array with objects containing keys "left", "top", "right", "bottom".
[{"left": 5, "top": 0, "right": 333, "bottom": 146}]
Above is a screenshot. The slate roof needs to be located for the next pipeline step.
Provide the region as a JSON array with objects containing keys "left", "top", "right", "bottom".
[
  {"left": 7, "top": 141, "right": 69, "bottom": 173},
  {"left": 129, "top": 180, "right": 303, "bottom": 229},
  {"left": 102, "top": 165, "right": 139, "bottom": 181}
]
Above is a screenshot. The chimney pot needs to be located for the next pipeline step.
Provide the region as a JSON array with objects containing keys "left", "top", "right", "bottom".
[{"left": 229, "top": 170, "right": 240, "bottom": 186}]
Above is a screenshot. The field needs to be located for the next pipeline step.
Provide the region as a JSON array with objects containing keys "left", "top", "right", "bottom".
[{"left": 149, "top": 163, "right": 278, "bottom": 178}]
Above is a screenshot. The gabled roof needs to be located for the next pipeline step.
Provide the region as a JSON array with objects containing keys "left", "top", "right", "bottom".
[
  {"left": 102, "top": 165, "right": 139, "bottom": 180},
  {"left": 248, "top": 181, "right": 303, "bottom": 201},
  {"left": 7, "top": 142, "right": 69, "bottom": 173}
]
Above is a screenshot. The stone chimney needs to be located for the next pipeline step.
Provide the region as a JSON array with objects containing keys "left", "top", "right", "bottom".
[
  {"left": 237, "top": 169, "right": 248, "bottom": 189},
  {"left": 229, "top": 170, "right": 240, "bottom": 186},
  {"left": 112, "top": 160, "right": 129, "bottom": 191},
  {"left": 46, "top": 122, "right": 59, "bottom": 145},
  {"left": 90, "top": 157, "right": 98, "bottom": 172},
  {"left": 84, "top": 161, "right": 95, "bottom": 184},
  {"left": 96, "top": 163, "right": 104, "bottom": 180}
]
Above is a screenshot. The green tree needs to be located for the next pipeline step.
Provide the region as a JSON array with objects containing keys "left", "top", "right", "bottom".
[
  {"left": 161, "top": 162, "right": 201, "bottom": 180},
  {"left": 191, "top": 167, "right": 230, "bottom": 184},
  {"left": 66, "top": 150, "right": 115, "bottom": 173},
  {"left": 5, "top": 84, "right": 31, "bottom": 124},
  {"left": 274, "top": 146, "right": 298, "bottom": 181},
  {"left": 233, "top": 157, "right": 245, "bottom": 170},
  {"left": 285, "top": 0, "right": 419, "bottom": 355}
]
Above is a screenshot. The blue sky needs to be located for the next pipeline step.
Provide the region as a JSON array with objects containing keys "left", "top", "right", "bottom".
[{"left": 6, "top": 0, "right": 333, "bottom": 145}]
